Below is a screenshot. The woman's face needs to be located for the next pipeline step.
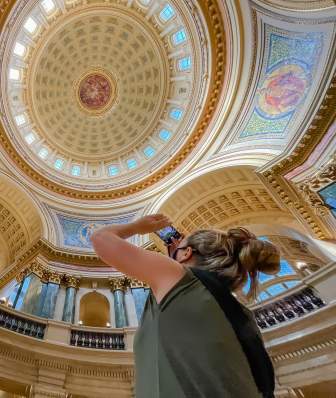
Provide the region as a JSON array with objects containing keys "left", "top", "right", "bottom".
[{"left": 172, "top": 237, "right": 194, "bottom": 266}]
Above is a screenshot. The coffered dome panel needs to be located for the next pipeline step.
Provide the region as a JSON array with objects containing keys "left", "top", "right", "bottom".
[{"left": 27, "top": 10, "right": 168, "bottom": 160}]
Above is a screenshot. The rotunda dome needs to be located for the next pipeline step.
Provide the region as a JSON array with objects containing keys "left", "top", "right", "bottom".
[{"left": 0, "top": 0, "right": 225, "bottom": 198}]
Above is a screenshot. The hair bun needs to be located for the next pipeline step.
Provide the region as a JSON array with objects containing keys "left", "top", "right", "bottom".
[{"left": 227, "top": 228, "right": 280, "bottom": 275}]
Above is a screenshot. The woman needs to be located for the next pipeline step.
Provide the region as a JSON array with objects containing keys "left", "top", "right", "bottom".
[{"left": 91, "top": 214, "right": 279, "bottom": 398}]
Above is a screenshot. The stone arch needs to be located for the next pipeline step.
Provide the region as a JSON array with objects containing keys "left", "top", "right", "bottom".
[
  {"left": 0, "top": 172, "right": 43, "bottom": 270},
  {"left": 79, "top": 292, "right": 110, "bottom": 327}
]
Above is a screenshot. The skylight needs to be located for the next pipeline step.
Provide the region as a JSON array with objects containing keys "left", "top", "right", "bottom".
[
  {"left": 108, "top": 165, "right": 119, "bottom": 176},
  {"left": 13, "top": 42, "right": 26, "bottom": 57},
  {"left": 41, "top": 0, "right": 55, "bottom": 13},
  {"left": 170, "top": 108, "right": 183, "bottom": 120},
  {"left": 127, "top": 158, "right": 137, "bottom": 169},
  {"left": 284, "top": 280, "right": 300, "bottom": 289},
  {"left": 15, "top": 114, "right": 26, "bottom": 126},
  {"left": 178, "top": 56, "right": 191, "bottom": 71},
  {"left": 267, "top": 284, "right": 286, "bottom": 296},
  {"left": 9, "top": 68, "right": 20, "bottom": 80},
  {"left": 25, "top": 132, "right": 36, "bottom": 144},
  {"left": 54, "top": 159, "right": 64, "bottom": 170},
  {"left": 159, "top": 129, "right": 171, "bottom": 141},
  {"left": 258, "top": 292, "right": 270, "bottom": 302},
  {"left": 24, "top": 17, "right": 38, "bottom": 34},
  {"left": 160, "top": 4, "right": 175, "bottom": 22},
  {"left": 172, "top": 29, "right": 187, "bottom": 46},
  {"left": 38, "top": 147, "right": 48, "bottom": 159},
  {"left": 71, "top": 165, "right": 81, "bottom": 176},
  {"left": 144, "top": 146, "right": 155, "bottom": 158}
]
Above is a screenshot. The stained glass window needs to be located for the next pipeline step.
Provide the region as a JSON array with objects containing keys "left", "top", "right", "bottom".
[
  {"left": 178, "top": 56, "right": 191, "bottom": 71},
  {"left": 71, "top": 165, "right": 81, "bottom": 176},
  {"left": 14, "top": 42, "right": 26, "bottom": 57},
  {"left": 108, "top": 165, "right": 119, "bottom": 176},
  {"left": 170, "top": 108, "right": 183, "bottom": 120},
  {"left": 54, "top": 159, "right": 64, "bottom": 170},
  {"left": 127, "top": 158, "right": 137, "bottom": 169},
  {"left": 24, "top": 17, "right": 38, "bottom": 34},
  {"left": 160, "top": 4, "right": 175, "bottom": 22},
  {"left": 144, "top": 146, "right": 155, "bottom": 158},
  {"left": 38, "top": 147, "right": 48, "bottom": 159},
  {"left": 172, "top": 29, "right": 187, "bottom": 46},
  {"left": 159, "top": 129, "right": 171, "bottom": 141}
]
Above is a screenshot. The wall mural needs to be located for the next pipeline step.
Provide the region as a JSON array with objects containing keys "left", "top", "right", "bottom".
[
  {"left": 56, "top": 213, "right": 136, "bottom": 250},
  {"left": 239, "top": 26, "right": 324, "bottom": 139}
]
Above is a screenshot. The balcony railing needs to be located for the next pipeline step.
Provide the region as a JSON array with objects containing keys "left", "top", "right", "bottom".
[
  {"left": 0, "top": 307, "right": 46, "bottom": 339},
  {"left": 70, "top": 328, "right": 125, "bottom": 350},
  {"left": 253, "top": 287, "right": 325, "bottom": 329}
]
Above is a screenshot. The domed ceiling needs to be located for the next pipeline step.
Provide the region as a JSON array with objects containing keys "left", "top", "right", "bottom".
[{"left": 0, "top": 0, "right": 226, "bottom": 199}]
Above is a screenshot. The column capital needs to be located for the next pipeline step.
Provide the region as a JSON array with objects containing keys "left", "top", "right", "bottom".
[
  {"left": 126, "top": 277, "right": 149, "bottom": 289},
  {"left": 48, "top": 272, "right": 62, "bottom": 285},
  {"left": 63, "top": 275, "right": 80, "bottom": 289},
  {"left": 109, "top": 277, "right": 127, "bottom": 292}
]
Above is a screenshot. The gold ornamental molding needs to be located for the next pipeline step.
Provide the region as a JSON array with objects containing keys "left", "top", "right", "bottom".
[{"left": 0, "top": 0, "right": 227, "bottom": 200}]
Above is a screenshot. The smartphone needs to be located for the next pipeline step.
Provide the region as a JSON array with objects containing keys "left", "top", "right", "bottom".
[{"left": 155, "top": 226, "right": 182, "bottom": 245}]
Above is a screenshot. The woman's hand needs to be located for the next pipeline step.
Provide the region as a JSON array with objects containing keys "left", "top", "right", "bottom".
[{"left": 133, "top": 214, "right": 171, "bottom": 235}]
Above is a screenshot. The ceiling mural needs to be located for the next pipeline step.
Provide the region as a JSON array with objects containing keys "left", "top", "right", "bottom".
[{"left": 239, "top": 26, "right": 324, "bottom": 140}]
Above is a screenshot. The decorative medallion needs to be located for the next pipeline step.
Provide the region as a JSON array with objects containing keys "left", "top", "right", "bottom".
[{"left": 75, "top": 69, "right": 117, "bottom": 115}]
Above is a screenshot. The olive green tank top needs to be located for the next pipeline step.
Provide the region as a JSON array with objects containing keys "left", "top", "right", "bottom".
[{"left": 133, "top": 268, "right": 263, "bottom": 398}]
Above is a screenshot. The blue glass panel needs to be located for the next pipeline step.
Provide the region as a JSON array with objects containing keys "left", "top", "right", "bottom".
[
  {"left": 159, "top": 129, "right": 171, "bottom": 141},
  {"left": 172, "top": 29, "right": 187, "bottom": 45},
  {"left": 127, "top": 159, "right": 137, "bottom": 169},
  {"left": 71, "top": 165, "right": 81, "bottom": 176},
  {"left": 108, "top": 165, "right": 119, "bottom": 176},
  {"left": 258, "top": 291, "right": 270, "bottom": 301},
  {"left": 54, "top": 159, "right": 64, "bottom": 170},
  {"left": 160, "top": 4, "right": 175, "bottom": 21},
  {"left": 178, "top": 56, "right": 191, "bottom": 71},
  {"left": 258, "top": 236, "right": 270, "bottom": 241},
  {"left": 170, "top": 108, "right": 183, "bottom": 120},
  {"left": 144, "top": 146, "right": 155, "bottom": 158},
  {"left": 258, "top": 272, "right": 275, "bottom": 283},
  {"left": 267, "top": 283, "right": 286, "bottom": 296},
  {"left": 278, "top": 259, "right": 296, "bottom": 276},
  {"left": 132, "top": 288, "right": 150, "bottom": 321},
  {"left": 284, "top": 280, "right": 300, "bottom": 289}
]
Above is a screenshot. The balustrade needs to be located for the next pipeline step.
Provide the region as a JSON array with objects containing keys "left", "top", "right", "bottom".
[
  {"left": 0, "top": 307, "right": 46, "bottom": 339},
  {"left": 70, "top": 329, "right": 125, "bottom": 350},
  {"left": 253, "top": 287, "right": 325, "bottom": 329}
]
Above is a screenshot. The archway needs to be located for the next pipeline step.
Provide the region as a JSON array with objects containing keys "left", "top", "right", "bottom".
[{"left": 79, "top": 292, "right": 110, "bottom": 327}]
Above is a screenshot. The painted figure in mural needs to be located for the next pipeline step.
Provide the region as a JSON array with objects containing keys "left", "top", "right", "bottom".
[
  {"left": 258, "top": 64, "right": 308, "bottom": 117},
  {"left": 79, "top": 223, "right": 101, "bottom": 247},
  {"left": 79, "top": 74, "right": 111, "bottom": 110},
  {"left": 91, "top": 214, "right": 279, "bottom": 398}
]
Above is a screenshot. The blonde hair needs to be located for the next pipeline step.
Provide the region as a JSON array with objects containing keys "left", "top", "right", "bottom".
[{"left": 186, "top": 227, "right": 280, "bottom": 298}]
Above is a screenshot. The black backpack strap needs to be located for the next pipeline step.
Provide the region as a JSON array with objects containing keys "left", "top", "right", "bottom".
[{"left": 191, "top": 267, "right": 275, "bottom": 398}]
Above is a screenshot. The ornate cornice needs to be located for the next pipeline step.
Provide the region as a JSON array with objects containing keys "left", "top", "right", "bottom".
[{"left": 0, "top": 0, "right": 227, "bottom": 200}]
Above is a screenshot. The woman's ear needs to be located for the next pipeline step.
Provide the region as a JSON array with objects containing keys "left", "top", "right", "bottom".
[{"left": 180, "top": 246, "right": 194, "bottom": 263}]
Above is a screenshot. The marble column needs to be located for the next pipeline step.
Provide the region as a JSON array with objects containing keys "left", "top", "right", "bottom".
[
  {"left": 20, "top": 273, "right": 44, "bottom": 315},
  {"left": 110, "top": 278, "right": 128, "bottom": 328},
  {"left": 54, "top": 285, "right": 66, "bottom": 321},
  {"left": 131, "top": 287, "right": 150, "bottom": 321},
  {"left": 62, "top": 276, "right": 80, "bottom": 323},
  {"left": 124, "top": 289, "right": 139, "bottom": 327}
]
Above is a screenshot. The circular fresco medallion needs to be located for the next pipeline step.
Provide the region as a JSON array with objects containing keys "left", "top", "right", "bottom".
[
  {"left": 257, "top": 63, "right": 309, "bottom": 118},
  {"left": 75, "top": 69, "right": 117, "bottom": 115}
]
